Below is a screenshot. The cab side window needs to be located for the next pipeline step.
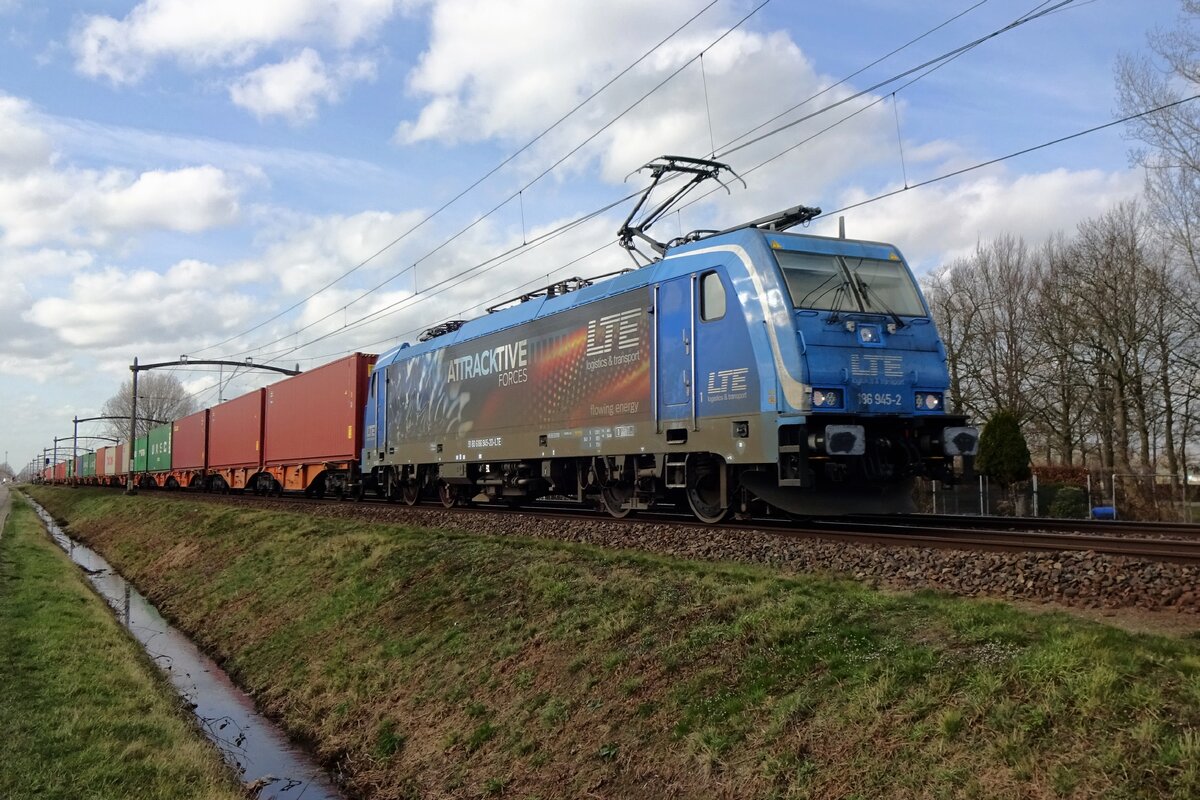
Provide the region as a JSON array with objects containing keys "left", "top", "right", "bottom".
[{"left": 700, "top": 271, "right": 726, "bottom": 321}]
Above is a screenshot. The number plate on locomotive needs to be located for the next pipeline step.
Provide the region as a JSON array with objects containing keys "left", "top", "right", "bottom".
[{"left": 858, "top": 392, "right": 903, "bottom": 407}]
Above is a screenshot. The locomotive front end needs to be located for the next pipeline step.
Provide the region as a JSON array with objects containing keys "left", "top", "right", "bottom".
[{"left": 752, "top": 233, "right": 978, "bottom": 513}]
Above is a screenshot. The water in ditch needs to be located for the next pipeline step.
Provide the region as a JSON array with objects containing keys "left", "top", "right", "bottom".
[{"left": 27, "top": 498, "right": 344, "bottom": 800}]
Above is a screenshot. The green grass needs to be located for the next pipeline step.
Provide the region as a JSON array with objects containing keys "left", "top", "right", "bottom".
[
  {"left": 26, "top": 486, "right": 1200, "bottom": 799},
  {"left": 0, "top": 493, "right": 243, "bottom": 800}
]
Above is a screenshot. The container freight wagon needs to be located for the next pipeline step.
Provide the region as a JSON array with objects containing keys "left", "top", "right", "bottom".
[
  {"left": 260, "top": 353, "right": 376, "bottom": 497},
  {"left": 207, "top": 389, "right": 265, "bottom": 491},
  {"left": 53, "top": 461, "right": 67, "bottom": 483},
  {"left": 109, "top": 443, "right": 126, "bottom": 487},
  {"left": 96, "top": 445, "right": 110, "bottom": 483},
  {"left": 136, "top": 423, "right": 173, "bottom": 488},
  {"left": 131, "top": 435, "right": 149, "bottom": 475},
  {"left": 169, "top": 410, "right": 207, "bottom": 489}
]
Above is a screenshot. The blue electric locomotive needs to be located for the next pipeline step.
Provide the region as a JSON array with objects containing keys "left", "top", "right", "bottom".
[{"left": 362, "top": 157, "right": 977, "bottom": 520}]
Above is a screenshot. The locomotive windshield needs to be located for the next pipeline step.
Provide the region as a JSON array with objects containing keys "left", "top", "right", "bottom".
[{"left": 775, "top": 251, "right": 926, "bottom": 317}]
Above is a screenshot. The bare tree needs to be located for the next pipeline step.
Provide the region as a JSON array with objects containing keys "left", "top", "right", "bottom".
[
  {"left": 1028, "top": 233, "right": 1094, "bottom": 465},
  {"left": 100, "top": 372, "right": 198, "bottom": 440},
  {"left": 1117, "top": 0, "right": 1200, "bottom": 283},
  {"left": 923, "top": 236, "right": 1042, "bottom": 422},
  {"left": 923, "top": 263, "right": 979, "bottom": 415}
]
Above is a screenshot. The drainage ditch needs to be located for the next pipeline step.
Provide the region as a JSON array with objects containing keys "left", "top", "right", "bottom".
[{"left": 26, "top": 497, "right": 344, "bottom": 800}]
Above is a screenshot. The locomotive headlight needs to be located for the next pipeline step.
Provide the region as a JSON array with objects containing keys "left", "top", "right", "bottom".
[
  {"left": 811, "top": 388, "right": 843, "bottom": 408},
  {"left": 859, "top": 325, "right": 879, "bottom": 344},
  {"left": 915, "top": 391, "right": 943, "bottom": 411}
]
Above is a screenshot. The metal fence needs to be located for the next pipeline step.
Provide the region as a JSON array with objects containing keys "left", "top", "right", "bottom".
[{"left": 915, "top": 472, "right": 1198, "bottom": 522}]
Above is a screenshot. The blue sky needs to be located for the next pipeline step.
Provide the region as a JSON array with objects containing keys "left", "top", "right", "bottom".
[{"left": 0, "top": 0, "right": 1186, "bottom": 472}]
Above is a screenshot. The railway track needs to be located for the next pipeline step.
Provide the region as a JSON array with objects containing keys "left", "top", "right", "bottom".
[
  {"left": 87, "top": 486, "right": 1200, "bottom": 565},
  {"left": 32, "top": 486, "right": 1200, "bottom": 615},
  {"left": 792, "top": 518, "right": 1200, "bottom": 564},
  {"left": 844, "top": 513, "right": 1200, "bottom": 538}
]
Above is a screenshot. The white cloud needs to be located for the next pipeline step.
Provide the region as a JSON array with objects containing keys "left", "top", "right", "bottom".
[
  {"left": 26, "top": 259, "right": 258, "bottom": 349},
  {"left": 0, "top": 246, "right": 93, "bottom": 283},
  {"left": 98, "top": 166, "right": 241, "bottom": 233},
  {"left": 0, "top": 163, "right": 241, "bottom": 247},
  {"left": 230, "top": 49, "right": 377, "bottom": 123},
  {"left": 397, "top": 0, "right": 712, "bottom": 145},
  {"left": 0, "top": 94, "right": 52, "bottom": 176},
  {"left": 253, "top": 207, "right": 429, "bottom": 296},
  {"left": 810, "top": 167, "right": 1145, "bottom": 274},
  {"left": 392, "top": 0, "right": 901, "bottom": 208},
  {"left": 73, "top": 0, "right": 399, "bottom": 84},
  {"left": 0, "top": 94, "right": 241, "bottom": 246}
]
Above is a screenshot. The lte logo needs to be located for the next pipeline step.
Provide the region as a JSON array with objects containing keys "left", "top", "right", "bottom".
[
  {"left": 708, "top": 368, "right": 749, "bottom": 394},
  {"left": 586, "top": 309, "right": 641, "bottom": 356}
]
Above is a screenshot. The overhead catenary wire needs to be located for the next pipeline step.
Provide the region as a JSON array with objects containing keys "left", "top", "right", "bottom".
[
  {"left": 713, "top": 0, "right": 992, "bottom": 155},
  {"left": 234, "top": 0, "right": 774, "bottom": 365},
  {"left": 194, "top": 0, "right": 730, "bottom": 358},
  {"left": 252, "top": 192, "right": 640, "bottom": 363},
  {"left": 202, "top": 0, "right": 1071, "bottom": 373},
  {"left": 676, "top": 0, "right": 1075, "bottom": 213},
  {"left": 287, "top": 94, "right": 1200, "bottom": 367},
  {"left": 814, "top": 93, "right": 1200, "bottom": 220},
  {"left": 247, "top": 0, "right": 1063, "bottom": 367},
  {"left": 717, "top": 0, "right": 1072, "bottom": 160},
  {"left": 304, "top": 239, "right": 623, "bottom": 362}
]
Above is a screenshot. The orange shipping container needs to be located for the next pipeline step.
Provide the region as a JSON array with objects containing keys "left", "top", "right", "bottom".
[
  {"left": 263, "top": 353, "right": 375, "bottom": 465},
  {"left": 208, "top": 389, "right": 265, "bottom": 469},
  {"left": 172, "top": 410, "right": 208, "bottom": 470}
]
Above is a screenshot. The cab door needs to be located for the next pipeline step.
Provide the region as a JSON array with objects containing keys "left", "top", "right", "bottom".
[{"left": 656, "top": 275, "right": 694, "bottom": 424}]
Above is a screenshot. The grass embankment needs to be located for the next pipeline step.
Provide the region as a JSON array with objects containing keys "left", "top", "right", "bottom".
[
  {"left": 0, "top": 492, "right": 244, "bottom": 800},
  {"left": 27, "top": 487, "right": 1200, "bottom": 800}
]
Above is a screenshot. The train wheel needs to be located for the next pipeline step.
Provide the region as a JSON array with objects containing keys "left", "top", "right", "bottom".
[
  {"left": 686, "top": 454, "right": 730, "bottom": 524},
  {"left": 438, "top": 481, "right": 458, "bottom": 508},
  {"left": 401, "top": 481, "right": 420, "bottom": 506},
  {"left": 601, "top": 485, "right": 633, "bottom": 519}
]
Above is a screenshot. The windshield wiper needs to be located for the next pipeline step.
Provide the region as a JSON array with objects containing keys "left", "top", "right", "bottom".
[
  {"left": 844, "top": 258, "right": 905, "bottom": 330},
  {"left": 798, "top": 272, "right": 844, "bottom": 309}
]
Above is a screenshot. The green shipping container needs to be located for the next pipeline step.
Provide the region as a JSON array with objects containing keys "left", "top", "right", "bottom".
[
  {"left": 133, "top": 435, "right": 149, "bottom": 472},
  {"left": 84, "top": 452, "right": 96, "bottom": 477},
  {"left": 148, "top": 423, "right": 172, "bottom": 472}
]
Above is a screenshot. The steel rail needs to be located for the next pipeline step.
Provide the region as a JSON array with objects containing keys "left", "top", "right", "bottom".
[
  {"left": 842, "top": 513, "right": 1200, "bottom": 537},
  {"left": 66, "top": 486, "right": 1200, "bottom": 565}
]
